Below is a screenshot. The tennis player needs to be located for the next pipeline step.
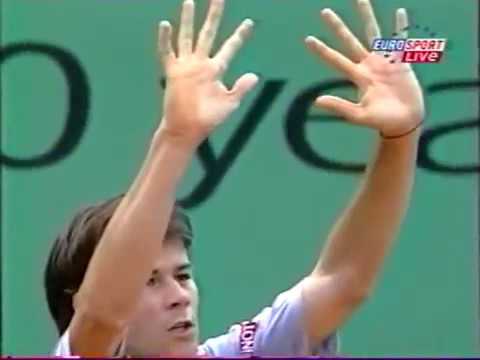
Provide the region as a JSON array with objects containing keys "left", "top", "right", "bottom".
[{"left": 47, "top": 0, "right": 424, "bottom": 356}]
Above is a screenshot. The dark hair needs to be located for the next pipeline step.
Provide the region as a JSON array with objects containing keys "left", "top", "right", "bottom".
[{"left": 44, "top": 194, "right": 193, "bottom": 335}]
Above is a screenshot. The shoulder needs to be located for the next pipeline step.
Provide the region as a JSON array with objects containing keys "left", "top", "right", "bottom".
[
  {"left": 201, "top": 281, "right": 339, "bottom": 357},
  {"left": 53, "top": 330, "right": 75, "bottom": 357},
  {"left": 52, "top": 328, "right": 126, "bottom": 357}
]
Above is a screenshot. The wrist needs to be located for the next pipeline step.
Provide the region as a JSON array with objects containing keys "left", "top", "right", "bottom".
[
  {"left": 380, "top": 120, "right": 424, "bottom": 141},
  {"left": 152, "top": 121, "right": 203, "bottom": 153}
]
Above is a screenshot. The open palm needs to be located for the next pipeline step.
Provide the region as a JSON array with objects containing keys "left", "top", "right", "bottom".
[
  {"left": 158, "top": 0, "right": 258, "bottom": 145},
  {"left": 306, "top": 0, "right": 425, "bottom": 138}
]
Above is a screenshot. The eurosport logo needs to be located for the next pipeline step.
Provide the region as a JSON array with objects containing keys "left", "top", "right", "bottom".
[{"left": 371, "top": 38, "right": 447, "bottom": 63}]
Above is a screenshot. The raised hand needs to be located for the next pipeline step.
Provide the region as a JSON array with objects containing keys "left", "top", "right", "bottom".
[
  {"left": 157, "top": 0, "right": 258, "bottom": 147},
  {"left": 305, "top": 0, "right": 425, "bottom": 138}
]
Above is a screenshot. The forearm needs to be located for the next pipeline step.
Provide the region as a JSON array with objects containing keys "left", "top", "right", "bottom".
[
  {"left": 75, "top": 127, "right": 196, "bottom": 327},
  {"left": 314, "top": 128, "right": 420, "bottom": 293}
]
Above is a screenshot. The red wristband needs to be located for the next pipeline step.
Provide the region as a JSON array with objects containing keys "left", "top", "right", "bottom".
[{"left": 380, "top": 121, "right": 424, "bottom": 140}]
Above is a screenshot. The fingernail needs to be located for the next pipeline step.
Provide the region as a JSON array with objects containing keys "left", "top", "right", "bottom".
[
  {"left": 321, "top": 8, "right": 333, "bottom": 16},
  {"left": 243, "top": 18, "right": 254, "bottom": 27},
  {"left": 252, "top": 72, "right": 262, "bottom": 79}
]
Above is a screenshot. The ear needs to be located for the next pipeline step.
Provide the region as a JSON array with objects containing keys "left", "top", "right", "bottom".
[{"left": 71, "top": 291, "right": 79, "bottom": 310}]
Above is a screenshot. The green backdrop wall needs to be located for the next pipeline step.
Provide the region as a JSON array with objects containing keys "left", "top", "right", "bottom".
[{"left": 1, "top": 0, "right": 478, "bottom": 356}]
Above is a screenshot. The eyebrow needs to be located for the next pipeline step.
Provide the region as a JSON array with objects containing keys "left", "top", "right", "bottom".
[
  {"left": 176, "top": 263, "right": 192, "bottom": 272},
  {"left": 151, "top": 263, "right": 191, "bottom": 276}
]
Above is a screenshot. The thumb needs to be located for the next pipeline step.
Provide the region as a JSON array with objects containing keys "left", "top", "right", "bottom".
[
  {"left": 315, "top": 95, "right": 366, "bottom": 124},
  {"left": 228, "top": 73, "right": 259, "bottom": 102}
]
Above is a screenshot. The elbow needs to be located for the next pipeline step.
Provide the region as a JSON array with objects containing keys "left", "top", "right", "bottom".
[
  {"left": 69, "top": 306, "right": 128, "bottom": 356},
  {"left": 332, "top": 269, "right": 375, "bottom": 308},
  {"left": 341, "top": 282, "right": 372, "bottom": 308},
  {"left": 73, "top": 290, "right": 130, "bottom": 335},
  {"left": 76, "top": 306, "right": 128, "bottom": 334}
]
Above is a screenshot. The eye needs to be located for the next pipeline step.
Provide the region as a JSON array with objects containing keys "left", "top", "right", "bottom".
[{"left": 176, "top": 273, "right": 191, "bottom": 282}]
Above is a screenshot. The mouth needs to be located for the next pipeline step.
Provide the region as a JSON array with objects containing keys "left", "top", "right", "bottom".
[{"left": 168, "top": 320, "right": 195, "bottom": 334}]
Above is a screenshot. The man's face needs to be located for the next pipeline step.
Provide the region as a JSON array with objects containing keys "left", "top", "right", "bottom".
[{"left": 124, "top": 238, "right": 199, "bottom": 356}]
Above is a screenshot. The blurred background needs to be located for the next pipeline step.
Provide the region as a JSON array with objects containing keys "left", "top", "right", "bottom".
[{"left": 1, "top": 0, "right": 478, "bottom": 356}]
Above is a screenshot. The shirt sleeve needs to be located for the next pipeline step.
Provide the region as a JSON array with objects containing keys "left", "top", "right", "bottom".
[
  {"left": 52, "top": 329, "right": 126, "bottom": 357},
  {"left": 53, "top": 330, "right": 75, "bottom": 357},
  {"left": 199, "top": 281, "right": 339, "bottom": 357}
]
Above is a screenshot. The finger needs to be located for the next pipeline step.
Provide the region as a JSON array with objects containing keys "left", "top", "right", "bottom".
[
  {"left": 395, "top": 8, "right": 408, "bottom": 38},
  {"left": 178, "top": 0, "right": 195, "bottom": 57},
  {"left": 196, "top": 0, "right": 224, "bottom": 56},
  {"left": 158, "top": 21, "right": 175, "bottom": 66},
  {"left": 228, "top": 73, "right": 259, "bottom": 102},
  {"left": 315, "top": 95, "right": 366, "bottom": 124},
  {"left": 356, "top": 0, "right": 381, "bottom": 49},
  {"left": 305, "top": 36, "right": 365, "bottom": 85},
  {"left": 321, "top": 8, "right": 369, "bottom": 62},
  {"left": 214, "top": 19, "right": 254, "bottom": 74}
]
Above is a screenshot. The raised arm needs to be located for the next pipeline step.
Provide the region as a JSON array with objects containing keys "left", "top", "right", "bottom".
[
  {"left": 68, "top": 0, "right": 258, "bottom": 355},
  {"left": 299, "top": 0, "right": 425, "bottom": 345}
]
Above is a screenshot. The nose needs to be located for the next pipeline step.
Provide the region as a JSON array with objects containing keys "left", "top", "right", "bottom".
[{"left": 165, "top": 278, "right": 191, "bottom": 310}]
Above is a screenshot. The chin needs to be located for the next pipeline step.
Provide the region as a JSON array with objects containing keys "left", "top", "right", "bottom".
[
  {"left": 154, "top": 338, "right": 199, "bottom": 357},
  {"left": 172, "top": 341, "right": 199, "bottom": 356},
  {"left": 126, "top": 340, "right": 198, "bottom": 357}
]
